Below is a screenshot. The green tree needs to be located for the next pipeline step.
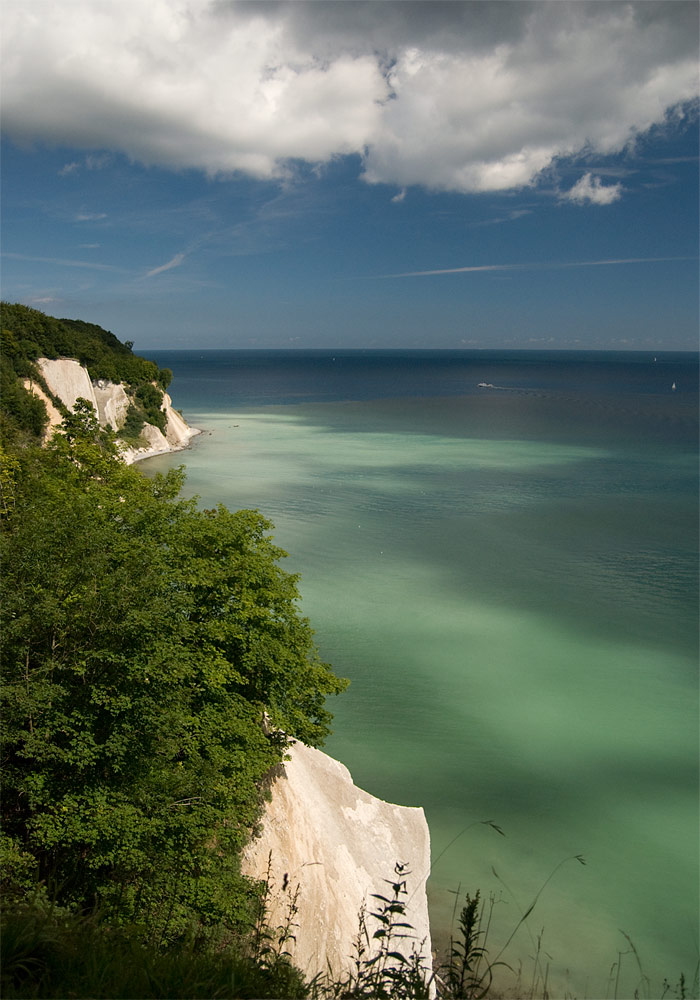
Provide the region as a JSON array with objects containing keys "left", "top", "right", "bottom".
[
  {"left": 121, "top": 403, "right": 145, "bottom": 440},
  {"left": 1, "top": 302, "right": 172, "bottom": 391},
  {"left": 0, "top": 357, "right": 48, "bottom": 446},
  {"left": 157, "top": 367, "right": 173, "bottom": 391},
  {"left": 0, "top": 409, "right": 347, "bottom": 943},
  {"left": 135, "top": 382, "right": 167, "bottom": 432}
]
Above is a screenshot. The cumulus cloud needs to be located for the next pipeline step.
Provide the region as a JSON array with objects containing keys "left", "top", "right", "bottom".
[
  {"left": 565, "top": 173, "right": 623, "bottom": 205},
  {"left": 1, "top": 1, "right": 697, "bottom": 195}
]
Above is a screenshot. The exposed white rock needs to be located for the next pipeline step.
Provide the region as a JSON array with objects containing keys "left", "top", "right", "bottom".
[
  {"left": 93, "top": 380, "right": 130, "bottom": 432},
  {"left": 118, "top": 422, "right": 171, "bottom": 464},
  {"left": 27, "top": 358, "right": 199, "bottom": 463},
  {"left": 241, "top": 741, "right": 432, "bottom": 985},
  {"left": 162, "top": 392, "right": 194, "bottom": 448},
  {"left": 37, "top": 358, "right": 98, "bottom": 413},
  {"left": 120, "top": 394, "right": 200, "bottom": 464}
]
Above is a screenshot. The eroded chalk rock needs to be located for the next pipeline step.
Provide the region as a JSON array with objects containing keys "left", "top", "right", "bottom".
[
  {"left": 162, "top": 393, "right": 193, "bottom": 448},
  {"left": 241, "top": 741, "right": 432, "bottom": 984},
  {"left": 27, "top": 358, "right": 199, "bottom": 463},
  {"left": 37, "top": 358, "right": 98, "bottom": 413},
  {"left": 93, "top": 380, "right": 130, "bottom": 431}
]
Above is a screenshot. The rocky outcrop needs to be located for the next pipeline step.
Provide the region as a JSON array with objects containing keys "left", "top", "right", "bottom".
[
  {"left": 241, "top": 741, "right": 432, "bottom": 985},
  {"left": 162, "top": 393, "right": 192, "bottom": 447},
  {"left": 25, "top": 357, "right": 199, "bottom": 463},
  {"left": 36, "top": 358, "right": 98, "bottom": 412},
  {"left": 118, "top": 393, "right": 198, "bottom": 464},
  {"left": 93, "top": 379, "right": 130, "bottom": 432}
]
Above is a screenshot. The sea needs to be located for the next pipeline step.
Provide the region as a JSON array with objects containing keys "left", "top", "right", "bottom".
[{"left": 143, "top": 349, "right": 699, "bottom": 999}]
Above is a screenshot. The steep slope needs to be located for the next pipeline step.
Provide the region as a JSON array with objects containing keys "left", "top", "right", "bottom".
[
  {"left": 1, "top": 303, "right": 198, "bottom": 460},
  {"left": 242, "top": 741, "right": 432, "bottom": 983}
]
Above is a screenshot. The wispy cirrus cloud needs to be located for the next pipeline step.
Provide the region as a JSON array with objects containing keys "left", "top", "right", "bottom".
[
  {"left": 2, "top": 251, "right": 124, "bottom": 272},
  {"left": 469, "top": 208, "right": 534, "bottom": 228},
  {"left": 383, "top": 256, "right": 697, "bottom": 278},
  {"left": 60, "top": 153, "right": 113, "bottom": 177},
  {"left": 144, "top": 252, "right": 186, "bottom": 279}
]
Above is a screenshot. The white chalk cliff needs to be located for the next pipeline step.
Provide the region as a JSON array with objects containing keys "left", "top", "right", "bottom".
[
  {"left": 241, "top": 741, "right": 432, "bottom": 984},
  {"left": 24, "top": 357, "right": 199, "bottom": 463}
]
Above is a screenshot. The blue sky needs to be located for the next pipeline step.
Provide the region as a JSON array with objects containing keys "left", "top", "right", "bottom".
[{"left": 1, "top": 1, "right": 698, "bottom": 351}]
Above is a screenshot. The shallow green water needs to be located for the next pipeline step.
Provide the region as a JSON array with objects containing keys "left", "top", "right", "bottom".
[{"left": 145, "top": 356, "right": 698, "bottom": 998}]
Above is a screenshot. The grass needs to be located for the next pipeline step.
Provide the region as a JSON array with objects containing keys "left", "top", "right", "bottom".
[
  {"left": 0, "top": 898, "right": 307, "bottom": 999},
  {"left": 2, "top": 869, "right": 698, "bottom": 1000}
]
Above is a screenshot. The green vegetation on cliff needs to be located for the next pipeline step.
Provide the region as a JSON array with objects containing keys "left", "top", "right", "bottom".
[
  {"left": 0, "top": 310, "right": 348, "bottom": 990},
  {"left": 0, "top": 303, "right": 173, "bottom": 446}
]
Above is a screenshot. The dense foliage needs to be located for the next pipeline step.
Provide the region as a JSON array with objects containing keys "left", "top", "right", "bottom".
[
  {"left": 0, "top": 402, "right": 347, "bottom": 948},
  {"left": 0, "top": 302, "right": 173, "bottom": 447},
  {"left": 0, "top": 302, "right": 171, "bottom": 386}
]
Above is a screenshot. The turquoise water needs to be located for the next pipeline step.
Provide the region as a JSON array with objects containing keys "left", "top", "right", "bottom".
[{"left": 145, "top": 351, "right": 698, "bottom": 998}]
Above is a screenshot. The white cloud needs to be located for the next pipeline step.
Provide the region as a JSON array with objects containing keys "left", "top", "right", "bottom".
[
  {"left": 384, "top": 256, "right": 694, "bottom": 278},
  {"left": 565, "top": 173, "right": 623, "bottom": 205},
  {"left": 144, "top": 252, "right": 186, "bottom": 278},
  {"left": 60, "top": 154, "right": 112, "bottom": 176},
  {"left": 2, "top": 252, "right": 123, "bottom": 272},
  {"left": 85, "top": 153, "right": 112, "bottom": 170},
  {"left": 1, "top": 1, "right": 697, "bottom": 195}
]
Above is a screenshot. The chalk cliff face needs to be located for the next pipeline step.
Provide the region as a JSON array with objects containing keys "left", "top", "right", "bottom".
[
  {"left": 37, "top": 358, "right": 98, "bottom": 413},
  {"left": 241, "top": 741, "right": 432, "bottom": 984},
  {"left": 93, "top": 379, "right": 130, "bottom": 432},
  {"left": 25, "top": 357, "right": 198, "bottom": 463}
]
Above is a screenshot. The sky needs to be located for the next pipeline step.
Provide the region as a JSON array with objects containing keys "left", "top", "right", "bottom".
[{"left": 1, "top": 0, "right": 698, "bottom": 351}]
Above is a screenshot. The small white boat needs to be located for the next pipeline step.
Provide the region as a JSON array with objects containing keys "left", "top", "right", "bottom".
[
  {"left": 477, "top": 382, "right": 495, "bottom": 388},
  {"left": 672, "top": 382, "right": 677, "bottom": 391}
]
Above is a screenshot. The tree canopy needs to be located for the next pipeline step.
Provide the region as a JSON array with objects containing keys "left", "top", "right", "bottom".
[
  {"left": 0, "top": 406, "right": 347, "bottom": 943},
  {"left": 0, "top": 302, "right": 171, "bottom": 387}
]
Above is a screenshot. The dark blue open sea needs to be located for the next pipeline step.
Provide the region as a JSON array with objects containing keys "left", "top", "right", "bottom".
[{"left": 145, "top": 350, "right": 698, "bottom": 998}]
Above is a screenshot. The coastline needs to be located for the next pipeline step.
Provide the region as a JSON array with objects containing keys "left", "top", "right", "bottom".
[
  {"left": 22, "top": 357, "right": 203, "bottom": 467},
  {"left": 122, "top": 425, "right": 202, "bottom": 465}
]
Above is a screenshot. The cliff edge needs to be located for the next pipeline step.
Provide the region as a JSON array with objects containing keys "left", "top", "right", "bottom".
[
  {"left": 25, "top": 357, "right": 199, "bottom": 463},
  {"left": 241, "top": 741, "right": 432, "bottom": 983}
]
